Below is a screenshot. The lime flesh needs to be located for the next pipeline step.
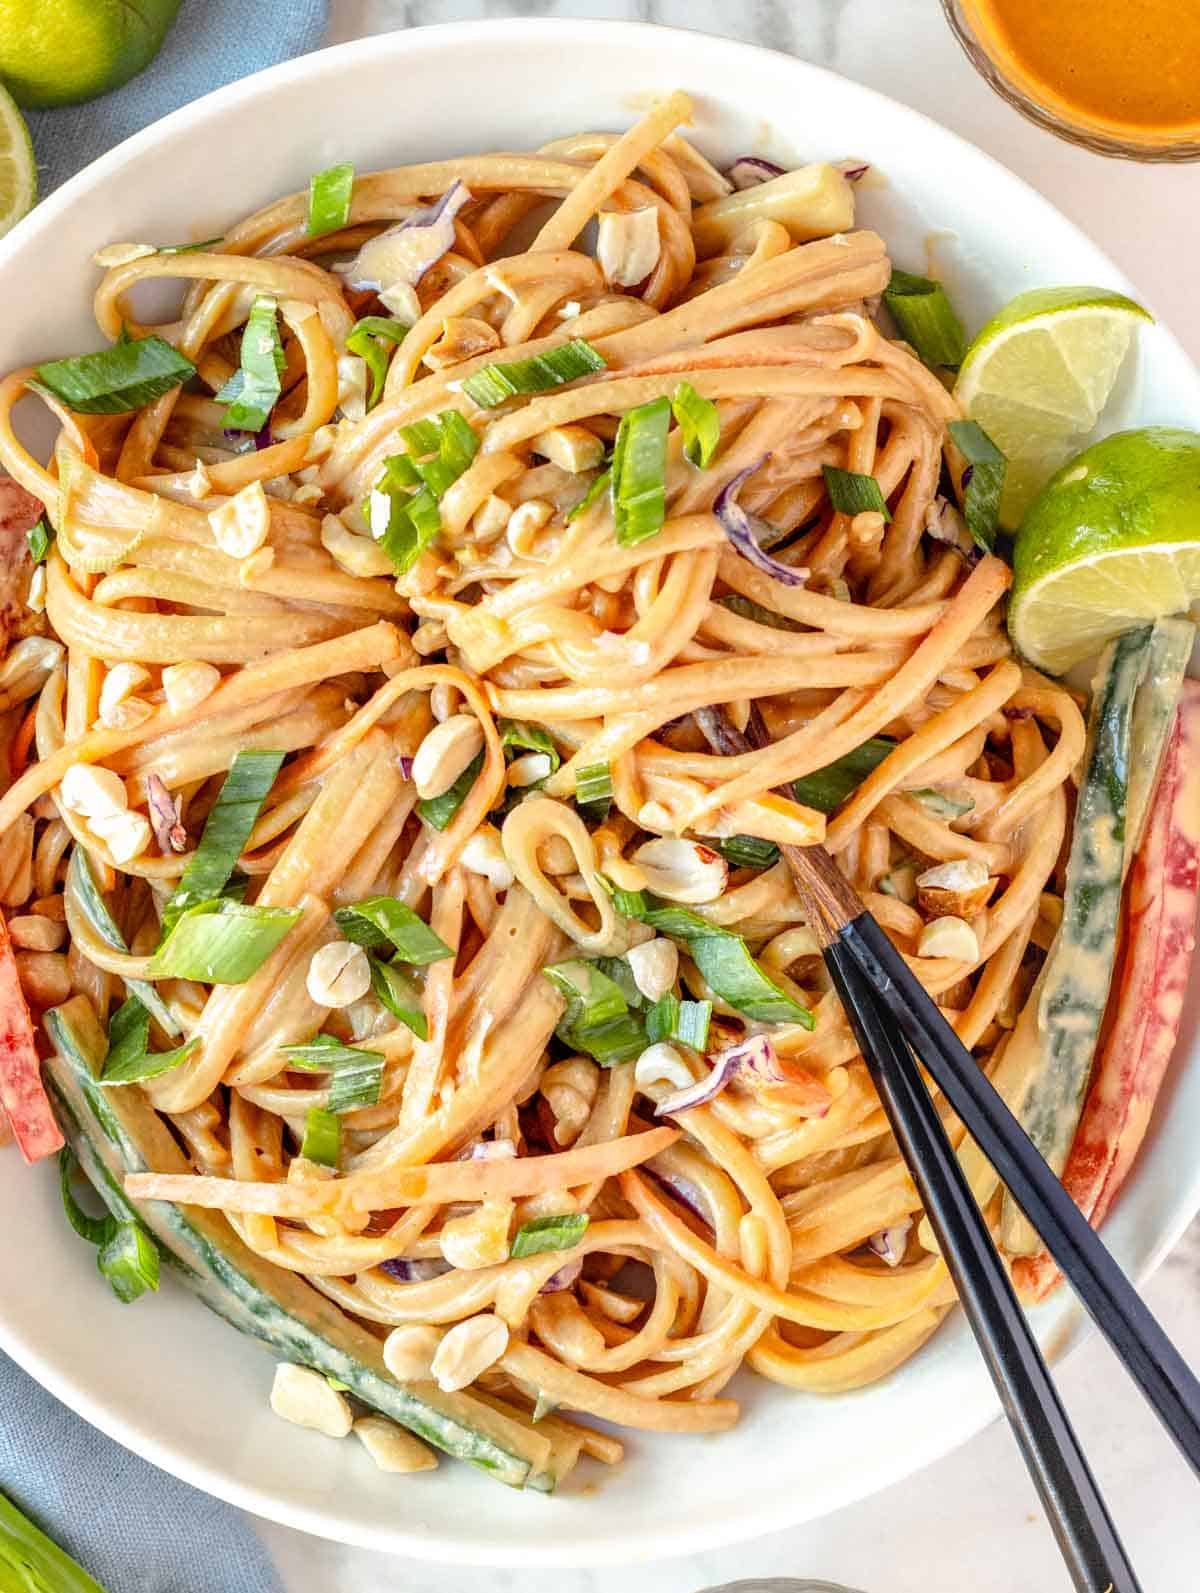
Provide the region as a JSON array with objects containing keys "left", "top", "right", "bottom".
[{"left": 0, "top": 82, "right": 35, "bottom": 238}]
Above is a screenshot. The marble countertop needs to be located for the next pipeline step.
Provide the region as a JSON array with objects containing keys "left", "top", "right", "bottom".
[{"left": 257, "top": 4, "right": 1200, "bottom": 1588}]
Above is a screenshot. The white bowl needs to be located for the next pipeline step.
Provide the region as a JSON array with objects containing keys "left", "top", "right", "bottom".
[{"left": 1, "top": 17, "right": 1198, "bottom": 1569}]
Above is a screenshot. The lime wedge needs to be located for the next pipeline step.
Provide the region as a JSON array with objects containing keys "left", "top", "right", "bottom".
[
  {"left": 0, "top": 0, "right": 182, "bottom": 110},
  {"left": 0, "top": 84, "right": 36, "bottom": 240},
  {"left": 1009, "top": 427, "right": 1200, "bottom": 675},
  {"left": 955, "top": 286, "right": 1151, "bottom": 527}
]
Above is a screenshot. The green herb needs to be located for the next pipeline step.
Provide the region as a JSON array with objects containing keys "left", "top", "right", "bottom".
[
  {"left": 614, "top": 897, "right": 814, "bottom": 1027},
  {"left": 612, "top": 394, "right": 671, "bottom": 545},
  {"left": 59, "top": 1147, "right": 116, "bottom": 1247},
  {"left": 98, "top": 1221, "right": 160, "bottom": 1304},
  {"left": 163, "top": 750, "right": 284, "bottom": 933},
  {"left": 217, "top": 296, "right": 284, "bottom": 433},
  {"left": 671, "top": 380, "right": 720, "bottom": 467},
  {"left": 716, "top": 593, "right": 802, "bottom": 633},
  {"left": 717, "top": 834, "right": 780, "bottom": 870},
  {"left": 307, "top": 161, "right": 355, "bottom": 238},
  {"left": 157, "top": 236, "right": 223, "bottom": 255},
  {"left": 910, "top": 787, "right": 975, "bottom": 820},
  {"left": 67, "top": 851, "right": 181, "bottom": 1036},
  {"left": 565, "top": 466, "right": 612, "bottom": 522},
  {"left": 947, "top": 419, "right": 1007, "bottom": 552},
  {"left": 98, "top": 996, "right": 199, "bottom": 1086},
  {"left": 333, "top": 896, "right": 453, "bottom": 964},
  {"left": 499, "top": 719, "right": 561, "bottom": 774},
  {"left": 27, "top": 518, "right": 52, "bottom": 563},
  {"left": 821, "top": 465, "right": 892, "bottom": 521},
  {"left": 462, "top": 338, "right": 606, "bottom": 409},
  {"left": 31, "top": 335, "right": 196, "bottom": 415},
  {"left": 510, "top": 1212, "right": 590, "bottom": 1258},
  {"left": 646, "top": 993, "right": 712, "bottom": 1050},
  {"left": 301, "top": 1107, "right": 341, "bottom": 1168},
  {"left": 792, "top": 737, "right": 895, "bottom": 814},
  {"left": 283, "top": 1035, "right": 385, "bottom": 1113},
  {"left": 346, "top": 315, "right": 408, "bottom": 409},
  {"left": 574, "top": 761, "right": 613, "bottom": 816},
  {"left": 544, "top": 958, "right": 647, "bottom": 1065},
  {"left": 417, "top": 750, "right": 483, "bottom": 830},
  {"left": 883, "top": 268, "right": 966, "bottom": 368},
  {"left": 148, "top": 900, "right": 301, "bottom": 984},
  {"left": 368, "top": 955, "right": 428, "bottom": 1039}
]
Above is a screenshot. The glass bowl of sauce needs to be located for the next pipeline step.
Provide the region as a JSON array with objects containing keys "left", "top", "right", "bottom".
[{"left": 942, "top": 0, "right": 1200, "bottom": 160}]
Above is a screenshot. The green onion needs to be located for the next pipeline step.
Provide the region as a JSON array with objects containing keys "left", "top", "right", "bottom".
[
  {"left": 821, "top": 465, "right": 892, "bottom": 521},
  {"left": 612, "top": 394, "right": 670, "bottom": 546},
  {"left": 911, "top": 786, "right": 975, "bottom": 819},
  {"left": 717, "top": 593, "right": 802, "bottom": 633},
  {"left": 217, "top": 296, "right": 285, "bottom": 433},
  {"left": 717, "top": 834, "right": 780, "bottom": 870},
  {"left": 346, "top": 315, "right": 408, "bottom": 409},
  {"left": 510, "top": 1212, "right": 590, "bottom": 1258},
  {"left": 333, "top": 896, "right": 453, "bottom": 964},
  {"left": 67, "top": 851, "right": 181, "bottom": 1036},
  {"left": 370, "top": 410, "right": 480, "bottom": 575},
  {"left": 283, "top": 1035, "right": 385, "bottom": 1113},
  {"left": 574, "top": 761, "right": 613, "bottom": 814},
  {"left": 792, "top": 737, "right": 895, "bottom": 814},
  {"left": 301, "top": 1107, "right": 340, "bottom": 1168},
  {"left": 98, "top": 996, "right": 199, "bottom": 1086},
  {"left": 499, "top": 719, "right": 561, "bottom": 774},
  {"left": 646, "top": 993, "right": 712, "bottom": 1050},
  {"left": 97, "top": 1220, "right": 160, "bottom": 1304},
  {"left": 307, "top": 161, "right": 355, "bottom": 238},
  {"left": 417, "top": 750, "right": 483, "bottom": 830},
  {"left": 671, "top": 380, "right": 720, "bottom": 467},
  {"left": 32, "top": 335, "right": 196, "bottom": 416},
  {"left": 0, "top": 1490, "right": 111, "bottom": 1593},
  {"left": 59, "top": 1147, "right": 117, "bottom": 1247},
  {"left": 163, "top": 750, "right": 284, "bottom": 933},
  {"left": 148, "top": 900, "right": 301, "bottom": 984},
  {"left": 462, "top": 338, "right": 606, "bottom": 409},
  {"left": 615, "top": 897, "right": 814, "bottom": 1027},
  {"left": 592, "top": 955, "right": 645, "bottom": 1010},
  {"left": 947, "top": 419, "right": 1007, "bottom": 552},
  {"left": 544, "top": 958, "right": 647, "bottom": 1065},
  {"left": 156, "top": 236, "right": 224, "bottom": 255},
  {"left": 27, "top": 518, "right": 52, "bottom": 563},
  {"left": 566, "top": 466, "right": 612, "bottom": 522},
  {"left": 611, "top": 884, "right": 650, "bottom": 918},
  {"left": 883, "top": 268, "right": 966, "bottom": 369},
  {"left": 368, "top": 955, "right": 428, "bottom": 1039},
  {"left": 399, "top": 417, "right": 443, "bottom": 455}
]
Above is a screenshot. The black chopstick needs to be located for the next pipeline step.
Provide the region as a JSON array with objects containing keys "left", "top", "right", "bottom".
[{"left": 825, "top": 942, "right": 1142, "bottom": 1593}]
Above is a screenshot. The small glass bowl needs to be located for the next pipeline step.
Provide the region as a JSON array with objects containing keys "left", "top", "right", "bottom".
[{"left": 941, "top": 0, "right": 1200, "bottom": 162}]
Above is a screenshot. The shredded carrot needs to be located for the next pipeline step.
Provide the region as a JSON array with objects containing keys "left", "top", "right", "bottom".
[{"left": 9, "top": 701, "right": 38, "bottom": 781}]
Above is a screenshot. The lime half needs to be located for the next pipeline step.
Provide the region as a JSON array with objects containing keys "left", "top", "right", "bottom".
[
  {"left": 0, "top": 0, "right": 182, "bottom": 110},
  {"left": 955, "top": 286, "right": 1151, "bottom": 527},
  {"left": 1009, "top": 427, "right": 1200, "bottom": 675},
  {"left": 0, "top": 83, "right": 35, "bottom": 240}
]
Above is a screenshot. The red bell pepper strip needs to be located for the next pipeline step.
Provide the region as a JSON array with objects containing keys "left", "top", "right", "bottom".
[
  {"left": 0, "top": 912, "right": 63, "bottom": 1164},
  {"left": 1015, "top": 679, "right": 1200, "bottom": 1302}
]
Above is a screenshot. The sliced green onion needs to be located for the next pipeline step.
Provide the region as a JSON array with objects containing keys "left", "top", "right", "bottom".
[
  {"left": 717, "top": 834, "right": 780, "bottom": 870},
  {"left": 148, "top": 900, "right": 301, "bottom": 984},
  {"left": 566, "top": 466, "right": 612, "bottom": 522},
  {"left": 883, "top": 268, "right": 967, "bottom": 369},
  {"left": 346, "top": 316, "right": 408, "bottom": 410},
  {"left": 417, "top": 750, "right": 483, "bottom": 830},
  {"left": 59, "top": 1147, "right": 117, "bottom": 1247},
  {"left": 612, "top": 395, "right": 670, "bottom": 546},
  {"left": 510, "top": 1212, "right": 590, "bottom": 1258},
  {"left": 27, "top": 518, "right": 52, "bottom": 563},
  {"left": 371, "top": 410, "right": 480, "bottom": 575},
  {"left": 615, "top": 897, "right": 814, "bottom": 1028},
  {"left": 821, "top": 465, "right": 892, "bottom": 521},
  {"left": 611, "top": 885, "right": 650, "bottom": 919},
  {"left": 301, "top": 1107, "right": 341, "bottom": 1168},
  {"left": 0, "top": 1490, "right": 111, "bottom": 1593},
  {"left": 98, "top": 996, "right": 199, "bottom": 1086},
  {"left": 307, "top": 161, "right": 355, "bottom": 238},
  {"left": 32, "top": 335, "right": 196, "bottom": 416},
  {"left": 792, "top": 737, "right": 895, "bottom": 814},
  {"left": 68, "top": 851, "right": 181, "bottom": 1037},
  {"left": 717, "top": 593, "right": 802, "bottom": 633},
  {"left": 368, "top": 955, "right": 428, "bottom": 1039},
  {"left": 671, "top": 380, "right": 720, "bottom": 467},
  {"left": 333, "top": 896, "right": 453, "bottom": 964},
  {"left": 217, "top": 296, "right": 285, "bottom": 433},
  {"left": 592, "top": 955, "right": 645, "bottom": 1010},
  {"left": 947, "top": 419, "right": 1007, "bottom": 552},
  {"left": 544, "top": 958, "right": 647, "bottom": 1065},
  {"left": 398, "top": 417, "right": 443, "bottom": 455},
  {"left": 97, "top": 1220, "right": 160, "bottom": 1304},
  {"left": 163, "top": 750, "right": 284, "bottom": 933},
  {"left": 911, "top": 786, "right": 975, "bottom": 819},
  {"left": 499, "top": 719, "right": 561, "bottom": 774},
  {"left": 462, "top": 338, "right": 606, "bottom": 409},
  {"left": 157, "top": 235, "right": 224, "bottom": 255},
  {"left": 283, "top": 1035, "right": 385, "bottom": 1114},
  {"left": 574, "top": 761, "right": 613, "bottom": 813},
  {"left": 646, "top": 993, "right": 712, "bottom": 1050}
]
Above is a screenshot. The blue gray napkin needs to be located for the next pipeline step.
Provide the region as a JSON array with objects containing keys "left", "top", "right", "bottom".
[{"left": 7, "top": 9, "right": 327, "bottom": 1587}]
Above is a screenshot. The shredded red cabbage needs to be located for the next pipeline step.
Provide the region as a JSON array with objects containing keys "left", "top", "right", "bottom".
[
  {"left": 867, "top": 1219, "right": 912, "bottom": 1268},
  {"left": 727, "top": 156, "right": 787, "bottom": 190},
  {"left": 540, "top": 1258, "right": 584, "bottom": 1294},
  {"left": 379, "top": 1257, "right": 452, "bottom": 1282},
  {"left": 146, "top": 773, "right": 186, "bottom": 855},
  {"left": 656, "top": 1034, "right": 785, "bottom": 1115},
  {"left": 714, "top": 461, "right": 809, "bottom": 587},
  {"left": 337, "top": 181, "right": 472, "bottom": 294}
]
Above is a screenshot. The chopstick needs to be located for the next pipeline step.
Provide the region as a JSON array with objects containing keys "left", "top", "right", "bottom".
[{"left": 825, "top": 942, "right": 1140, "bottom": 1592}]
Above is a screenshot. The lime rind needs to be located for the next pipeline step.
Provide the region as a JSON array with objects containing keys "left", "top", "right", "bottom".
[{"left": 0, "top": 84, "right": 37, "bottom": 240}]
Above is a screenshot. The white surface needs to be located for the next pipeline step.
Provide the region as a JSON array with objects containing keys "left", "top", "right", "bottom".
[{"left": 1, "top": 1, "right": 1197, "bottom": 1587}]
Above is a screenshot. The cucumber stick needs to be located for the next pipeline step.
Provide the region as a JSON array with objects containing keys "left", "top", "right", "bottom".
[
  {"left": 1001, "top": 625, "right": 1153, "bottom": 1254},
  {"left": 1125, "top": 617, "right": 1195, "bottom": 856},
  {"left": 43, "top": 997, "right": 556, "bottom": 1490}
]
